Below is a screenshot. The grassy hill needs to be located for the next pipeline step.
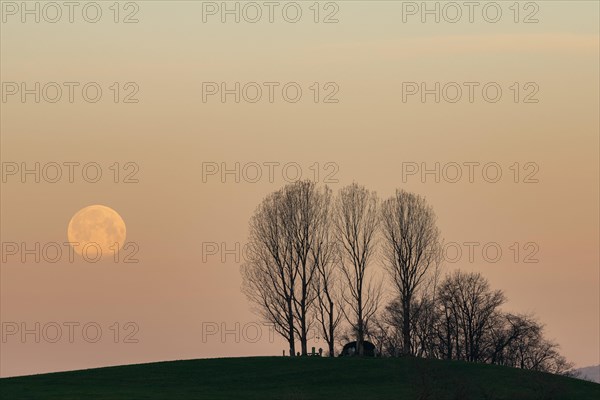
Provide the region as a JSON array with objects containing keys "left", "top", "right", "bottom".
[{"left": 1, "top": 356, "right": 599, "bottom": 400}]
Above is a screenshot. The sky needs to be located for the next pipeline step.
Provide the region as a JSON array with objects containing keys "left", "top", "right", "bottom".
[{"left": 1, "top": 0, "right": 599, "bottom": 377}]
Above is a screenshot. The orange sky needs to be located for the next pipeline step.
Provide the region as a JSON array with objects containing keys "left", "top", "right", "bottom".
[{"left": 1, "top": 1, "right": 598, "bottom": 377}]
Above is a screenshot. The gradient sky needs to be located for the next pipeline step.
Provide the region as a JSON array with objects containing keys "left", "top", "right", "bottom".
[{"left": 1, "top": 1, "right": 598, "bottom": 377}]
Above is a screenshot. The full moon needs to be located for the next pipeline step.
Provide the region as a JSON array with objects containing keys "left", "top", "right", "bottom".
[{"left": 67, "top": 205, "right": 127, "bottom": 258}]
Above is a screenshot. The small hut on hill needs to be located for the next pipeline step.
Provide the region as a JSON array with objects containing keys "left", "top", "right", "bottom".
[{"left": 339, "top": 341, "right": 376, "bottom": 357}]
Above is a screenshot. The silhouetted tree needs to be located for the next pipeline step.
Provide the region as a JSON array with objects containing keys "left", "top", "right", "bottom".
[
  {"left": 241, "top": 189, "right": 297, "bottom": 356},
  {"left": 381, "top": 190, "right": 442, "bottom": 355},
  {"left": 438, "top": 271, "right": 505, "bottom": 362},
  {"left": 313, "top": 189, "right": 343, "bottom": 357},
  {"left": 286, "top": 181, "right": 331, "bottom": 355},
  {"left": 242, "top": 182, "right": 572, "bottom": 373},
  {"left": 375, "top": 294, "right": 441, "bottom": 359},
  {"left": 334, "top": 183, "right": 382, "bottom": 356},
  {"left": 242, "top": 181, "right": 332, "bottom": 356},
  {"left": 493, "top": 314, "right": 573, "bottom": 373}
]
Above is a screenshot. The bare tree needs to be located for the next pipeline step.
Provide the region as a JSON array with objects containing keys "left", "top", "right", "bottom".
[
  {"left": 488, "top": 313, "right": 536, "bottom": 365},
  {"left": 311, "top": 185, "right": 343, "bottom": 357},
  {"left": 242, "top": 183, "right": 574, "bottom": 372},
  {"left": 438, "top": 271, "right": 505, "bottom": 362},
  {"left": 242, "top": 181, "right": 336, "bottom": 356},
  {"left": 334, "top": 183, "right": 382, "bottom": 356},
  {"left": 495, "top": 314, "right": 573, "bottom": 374},
  {"left": 285, "top": 181, "right": 331, "bottom": 355},
  {"left": 376, "top": 294, "right": 441, "bottom": 359},
  {"left": 381, "top": 189, "right": 442, "bottom": 355},
  {"left": 314, "top": 251, "right": 344, "bottom": 357},
  {"left": 241, "top": 190, "right": 297, "bottom": 356},
  {"left": 372, "top": 300, "right": 403, "bottom": 357}
]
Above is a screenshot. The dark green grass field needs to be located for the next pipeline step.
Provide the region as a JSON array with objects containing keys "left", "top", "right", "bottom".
[{"left": 1, "top": 356, "right": 599, "bottom": 400}]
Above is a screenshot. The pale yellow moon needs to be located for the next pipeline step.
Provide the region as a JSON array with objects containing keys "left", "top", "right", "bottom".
[{"left": 67, "top": 205, "right": 126, "bottom": 258}]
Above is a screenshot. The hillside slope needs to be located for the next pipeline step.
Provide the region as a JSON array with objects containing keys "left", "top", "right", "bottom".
[
  {"left": 574, "top": 365, "right": 600, "bottom": 383},
  {"left": 2, "top": 356, "right": 599, "bottom": 400}
]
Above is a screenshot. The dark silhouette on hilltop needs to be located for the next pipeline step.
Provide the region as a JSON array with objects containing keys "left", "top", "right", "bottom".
[
  {"left": 340, "top": 341, "right": 377, "bottom": 357},
  {"left": 240, "top": 181, "right": 573, "bottom": 376}
]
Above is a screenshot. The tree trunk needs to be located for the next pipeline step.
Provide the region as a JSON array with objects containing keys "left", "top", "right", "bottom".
[
  {"left": 357, "top": 294, "right": 364, "bottom": 356},
  {"left": 288, "top": 300, "right": 295, "bottom": 356},
  {"left": 402, "top": 297, "right": 411, "bottom": 355},
  {"left": 300, "top": 313, "right": 308, "bottom": 356},
  {"left": 328, "top": 300, "right": 336, "bottom": 357}
]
